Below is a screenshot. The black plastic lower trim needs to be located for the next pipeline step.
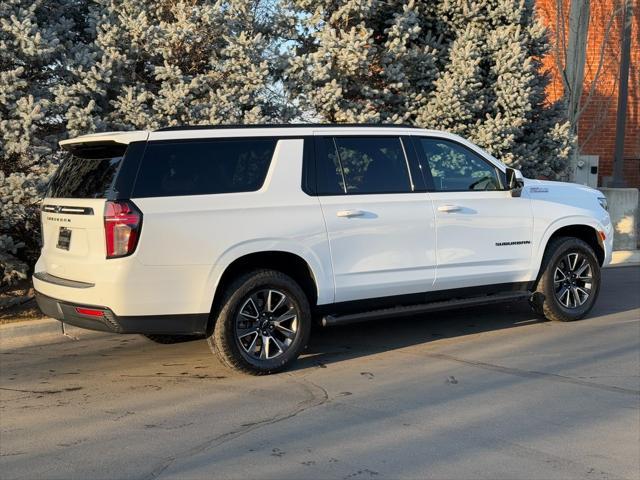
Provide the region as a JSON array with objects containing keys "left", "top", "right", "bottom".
[
  {"left": 322, "top": 291, "right": 531, "bottom": 327},
  {"left": 35, "top": 291, "right": 208, "bottom": 335},
  {"left": 316, "top": 281, "right": 534, "bottom": 316}
]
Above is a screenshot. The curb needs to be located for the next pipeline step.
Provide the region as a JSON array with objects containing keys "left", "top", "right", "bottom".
[
  {"left": 608, "top": 250, "right": 640, "bottom": 267},
  {"left": 0, "top": 318, "right": 104, "bottom": 349},
  {"left": 0, "top": 318, "right": 60, "bottom": 340}
]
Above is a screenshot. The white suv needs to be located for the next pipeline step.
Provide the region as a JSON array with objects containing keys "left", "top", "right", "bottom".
[{"left": 34, "top": 125, "right": 613, "bottom": 374}]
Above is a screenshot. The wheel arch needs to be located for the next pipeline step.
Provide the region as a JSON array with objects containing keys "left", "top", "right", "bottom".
[
  {"left": 534, "top": 221, "right": 605, "bottom": 285},
  {"left": 544, "top": 224, "right": 605, "bottom": 265},
  {"left": 205, "top": 250, "right": 324, "bottom": 332}
]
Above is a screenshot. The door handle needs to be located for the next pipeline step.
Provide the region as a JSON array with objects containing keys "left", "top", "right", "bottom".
[
  {"left": 437, "top": 204, "right": 462, "bottom": 213},
  {"left": 336, "top": 209, "right": 365, "bottom": 218}
]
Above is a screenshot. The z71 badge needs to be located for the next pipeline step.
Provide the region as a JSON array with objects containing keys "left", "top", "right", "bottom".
[{"left": 529, "top": 187, "right": 549, "bottom": 193}]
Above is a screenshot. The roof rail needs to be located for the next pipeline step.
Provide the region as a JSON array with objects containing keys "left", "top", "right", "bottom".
[{"left": 154, "top": 123, "right": 419, "bottom": 132}]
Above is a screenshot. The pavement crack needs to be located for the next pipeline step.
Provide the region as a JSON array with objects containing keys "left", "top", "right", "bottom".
[
  {"left": 0, "top": 386, "right": 82, "bottom": 395},
  {"left": 0, "top": 451, "right": 26, "bottom": 457},
  {"left": 422, "top": 352, "right": 640, "bottom": 396},
  {"left": 140, "top": 374, "right": 329, "bottom": 480},
  {"left": 309, "top": 343, "right": 639, "bottom": 396},
  {"left": 120, "top": 374, "right": 226, "bottom": 379}
]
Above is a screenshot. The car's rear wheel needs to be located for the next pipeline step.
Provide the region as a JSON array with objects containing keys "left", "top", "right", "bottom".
[
  {"left": 532, "top": 237, "right": 601, "bottom": 322},
  {"left": 208, "top": 269, "right": 311, "bottom": 375}
]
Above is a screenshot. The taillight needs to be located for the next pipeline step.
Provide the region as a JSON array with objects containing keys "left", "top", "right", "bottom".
[{"left": 104, "top": 200, "right": 142, "bottom": 258}]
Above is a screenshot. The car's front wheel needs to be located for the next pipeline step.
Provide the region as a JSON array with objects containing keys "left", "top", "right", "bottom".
[
  {"left": 208, "top": 270, "right": 311, "bottom": 375},
  {"left": 532, "top": 237, "right": 601, "bottom": 322}
]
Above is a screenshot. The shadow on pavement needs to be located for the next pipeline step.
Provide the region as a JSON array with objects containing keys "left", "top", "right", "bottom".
[{"left": 297, "top": 266, "right": 640, "bottom": 370}]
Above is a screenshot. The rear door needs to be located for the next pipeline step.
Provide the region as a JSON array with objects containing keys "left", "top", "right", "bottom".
[
  {"left": 39, "top": 142, "right": 136, "bottom": 282},
  {"left": 315, "top": 134, "right": 437, "bottom": 303},
  {"left": 412, "top": 136, "right": 533, "bottom": 290}
]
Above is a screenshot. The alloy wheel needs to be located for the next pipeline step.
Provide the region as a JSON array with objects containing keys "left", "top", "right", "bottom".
[
  {"left": 235, "top": 289, "right": 299, "bottom": 360},
  {"left": 553, "top": 252, "right": 593, "bottom": 309}
]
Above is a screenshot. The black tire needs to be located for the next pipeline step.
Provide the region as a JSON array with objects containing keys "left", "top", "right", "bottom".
[
  {"left": 143, "top": 334, "right": 198, "bottom": 344},
  {"left": 532, "top": 237, "right": 601, "bottom": 322},
  {"left": 208, "top": 269, "right": 311, "bottom": 375}
]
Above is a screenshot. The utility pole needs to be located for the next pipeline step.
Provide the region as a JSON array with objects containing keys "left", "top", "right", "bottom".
[
  {"left": 565, "top": 0, "right": 590, "bottom": 137},
  {"left": 610, "top": 0, "right": 632, "bottom": 187},
  {"left": 564, "top": 0, "right": 591, "bottom": 183}
]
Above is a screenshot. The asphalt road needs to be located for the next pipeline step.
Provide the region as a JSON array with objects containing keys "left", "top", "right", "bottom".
[{"left": 1, "top": 266, "right": 639, "bottom": 480}]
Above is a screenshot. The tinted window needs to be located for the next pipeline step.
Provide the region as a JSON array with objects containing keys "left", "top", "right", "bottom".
[
  {"left": 317, "top": 137, "right": 411, "bottom": 194},
  {"left": 316, "top": 137, "right": 346, "bottom": 195},
  {"left": 133, "top": 139, "right": 276, "bottom": 198},
  {"left": 417, "top": 138, "right": 502, "bottom": 191},
  {"left": 48, "top": 144, "right": 127, "bottom": 198}
]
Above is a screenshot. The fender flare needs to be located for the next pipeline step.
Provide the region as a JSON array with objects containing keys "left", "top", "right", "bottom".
[
  {"left": 531, "top": 215, "right": 606, "bottom": 279},
  {"left": 198, "top": 238, "right": 334, "bottom": 313}
]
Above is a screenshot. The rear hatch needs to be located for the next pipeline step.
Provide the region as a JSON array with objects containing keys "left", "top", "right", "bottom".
[{"left": 41, "top": 142, "right": 131, "bottom": 283}]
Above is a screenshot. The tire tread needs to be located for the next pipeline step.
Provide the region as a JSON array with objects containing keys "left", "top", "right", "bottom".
[
  {"left": 533, "top": 236, "right": 600, "bottom": 322},
  {"left": 208, "top": 269, "right": 310, "bottom": 375}
]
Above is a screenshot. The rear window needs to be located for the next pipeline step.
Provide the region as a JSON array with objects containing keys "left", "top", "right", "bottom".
[
  {"left": 132, "top": 138, "right": 276, "bottom": 198},
  {"left": 47, "top": 144, "right": 127, "bottom": 199}
]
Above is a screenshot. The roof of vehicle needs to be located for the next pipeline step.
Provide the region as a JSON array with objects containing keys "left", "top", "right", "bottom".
[
  {"left": 155, "top": 123, "right": 416, "bottom": 131},
  {"left": 59, "top": 124, "right": 447, "bottom": 148}
]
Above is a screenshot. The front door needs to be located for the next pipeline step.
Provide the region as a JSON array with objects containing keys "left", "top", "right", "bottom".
[
  {"left": 412, "top": 136, "right": 533, "bottom": 291},
  {"left": 315, "top": 134, "right": 437, "bottom": 303}
]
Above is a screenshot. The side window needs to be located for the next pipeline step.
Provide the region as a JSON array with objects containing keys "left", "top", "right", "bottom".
[
  {"left": 316, "top": 137, "right": 346, "bottom": 195},
  {"left": 132, "top": 138, "right": 276, "bottom": 198},
  {"left": 316, "top": 136, "right": 412, "bottom": 195},
  {"left": 417, "top": 138, "right": 502, "bottom": 192}
]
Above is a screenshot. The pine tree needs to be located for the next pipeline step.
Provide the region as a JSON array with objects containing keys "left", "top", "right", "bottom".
[
  {"left": 0, "top": 0, "right": 74, "bottom": 288},
  {"left": 1, "top": 0, "right": 60, "bottom": 171},
  {"left": 55, "top": 0, "right": 290, "bottom": 135},
  {"left": 286, "top": 0, "right": 439, "bottom": 123},
  {"left": 288, "top": 0, "right": 572, "bottom": 178},
  {"left": 1, "top": 0, "right": 288, "bottom": 289},
  {"left": 1, "top": 0, "right": 575, "bottom": 291}
]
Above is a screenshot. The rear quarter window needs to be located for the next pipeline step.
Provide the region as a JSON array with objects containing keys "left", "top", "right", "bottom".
[{"left": 132, "top": 138, "right": 276, "bottom": 198}]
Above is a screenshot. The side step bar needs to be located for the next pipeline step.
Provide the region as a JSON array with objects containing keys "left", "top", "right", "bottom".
[{"left": 321, "top": 291, "right": 531, "bottom": 327}]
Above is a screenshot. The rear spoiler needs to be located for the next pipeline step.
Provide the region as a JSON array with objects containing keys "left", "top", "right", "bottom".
[
  {"left": 59, "top": 131, "right": 149, "bottom": 152},
  {"left": 60, "top": 140, "right": 133, "bottom": 159}
]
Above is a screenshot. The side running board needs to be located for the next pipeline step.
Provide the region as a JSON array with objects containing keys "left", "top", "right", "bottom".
[{"left": 321, "top": 291, "right": 531, "bottom": 327}]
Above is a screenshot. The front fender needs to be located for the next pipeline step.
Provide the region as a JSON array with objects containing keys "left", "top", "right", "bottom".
[{"left": 531, "top": 215, "right": 613, "bottom": 279}]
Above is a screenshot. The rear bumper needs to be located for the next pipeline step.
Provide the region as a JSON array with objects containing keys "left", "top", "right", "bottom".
[
  {"left": 33, "top": 256, "right": 212, "bottom": 317},
  {"left": 35, "top": 291, "right": 208, "bottom": 335}
]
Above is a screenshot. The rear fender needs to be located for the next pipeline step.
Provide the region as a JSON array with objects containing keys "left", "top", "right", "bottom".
[{"left": 199, "top": 239, "right": 334, "bottom": 313}]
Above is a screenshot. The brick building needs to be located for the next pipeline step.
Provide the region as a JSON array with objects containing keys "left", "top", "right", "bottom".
[{"left": 536, "top": 0, "right": 639, "bottom": 187}]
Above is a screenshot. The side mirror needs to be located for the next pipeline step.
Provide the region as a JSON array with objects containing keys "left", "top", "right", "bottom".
[{"left": 505, "top": 168, "right": 524, "bottom": 197}]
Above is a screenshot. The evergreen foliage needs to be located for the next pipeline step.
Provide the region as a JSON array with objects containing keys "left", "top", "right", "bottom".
[
  {"left": 55, "top": 0, "right": 291, "bottom": 134},
  {"left": 1, "top": 0, "right": 573, "bottom": 290},
  {"left": 286, "top": 0, "right": 440, "bottom": 124},
  {"left": 0, "top": 0, "right": 72, "bottom": 287},
  {"left": 0, "top": 0, "right": 288, "bottom": 288},
  {"left": 288, "top": 0, "right": 573, "bottom": 177}
]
